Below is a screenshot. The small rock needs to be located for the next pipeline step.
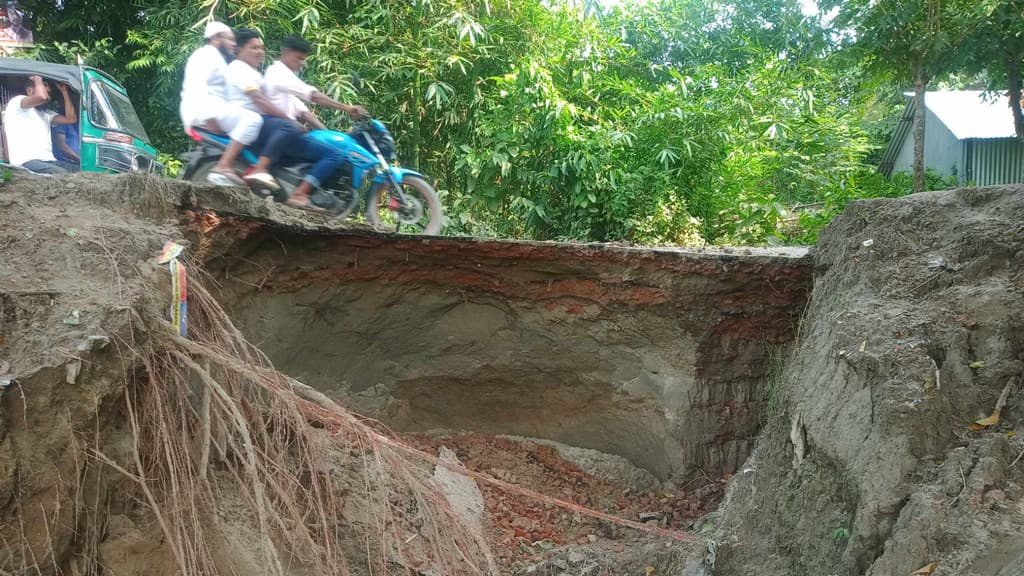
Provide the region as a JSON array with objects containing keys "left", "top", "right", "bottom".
[
  {"left": 88, "top": 334, "right": 110, "bottom": 349},
  {"left": 567, "top": 550, "right": 586, "bottom": 564},
  {"left": 586, "top": 534, "right": 598, "bottom": 543},
  {"left": 76, "top": 335, "right": 110, "bottom": 353},
  {"left": 65, "top": 360, "right": 81, "bottom": 385},
  {"left": 985, "top": 489, "right": 1007, "bottom": 507}
]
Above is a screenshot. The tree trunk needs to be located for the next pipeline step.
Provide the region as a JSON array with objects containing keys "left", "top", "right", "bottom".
[
  {"left": 1006, "top": 52, "right": 1024, "bottom": 142},
  {"left": 912, "top": 64, "right": 929, "bottom": 194}
]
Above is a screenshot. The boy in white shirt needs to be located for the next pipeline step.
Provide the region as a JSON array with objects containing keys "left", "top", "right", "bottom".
[
  {"left": 263, "top": 34, "right": 368, "bottom": 210},
  {"left": 179, "top": 21, "right": 262, "bottom": 186},
  {"left": 3, "top": 76, "right": 78, "bottom": 174},
  {"left": 223, "top": 28, "right": 303, "bottom": 192}
]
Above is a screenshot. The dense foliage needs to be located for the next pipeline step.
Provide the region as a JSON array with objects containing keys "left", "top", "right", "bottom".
[{"left": 15, "top": 0, "right": 1021, "bottom": 244}]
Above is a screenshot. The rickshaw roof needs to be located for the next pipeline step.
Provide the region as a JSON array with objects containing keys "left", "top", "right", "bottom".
[{"left": 0, "top": 58, "right": 85, "bottom": 92}]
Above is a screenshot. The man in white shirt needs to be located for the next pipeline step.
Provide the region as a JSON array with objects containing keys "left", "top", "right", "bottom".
[
  {"left": 179, "top": 21, "right": 262, "bottom": 186},
  {"left": 3, "top": 76, "right": 78, "bottom": 174},
  {"left": 264, "top": 34, "right": 368, "bottom": 210},
  {"left": 223, "top": 28, "right": 304, "bottom": 192}
]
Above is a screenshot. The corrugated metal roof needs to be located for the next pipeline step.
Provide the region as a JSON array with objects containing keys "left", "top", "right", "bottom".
[{"left": 915, "top": 90, "right": 1018, "bottom": 140}]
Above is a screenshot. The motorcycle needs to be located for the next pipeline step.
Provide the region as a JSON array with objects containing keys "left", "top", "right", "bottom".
[{"left": 179, "top": 118, "right": 444, "bottom": 235}]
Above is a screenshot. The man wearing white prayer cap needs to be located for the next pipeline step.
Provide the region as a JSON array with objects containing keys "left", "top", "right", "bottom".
[
  {"left": 179, "top": 20, "right": 264, "bottom": 186},
  {"left": 204, "top": 20, "right": 231, "bottom": 39}
]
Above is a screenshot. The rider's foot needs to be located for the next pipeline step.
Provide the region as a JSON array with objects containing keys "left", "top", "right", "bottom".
[
  {"left": 207, "top": 167, "right": 245, "bottom": 186},
  {"left": 243, "top": 171, "right": 280, "bottom": 192},
  {"left": 285, "top": 193, "right": 327, "bottom": 213}
]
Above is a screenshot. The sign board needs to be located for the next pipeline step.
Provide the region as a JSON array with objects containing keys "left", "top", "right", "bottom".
[{"left": 0, "top": 1, "right": 32, "bottom": 47}]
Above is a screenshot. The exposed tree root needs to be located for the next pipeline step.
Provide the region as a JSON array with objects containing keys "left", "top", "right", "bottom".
[{"left": 111, "top": 269, "right": 497, "bottom": 576}]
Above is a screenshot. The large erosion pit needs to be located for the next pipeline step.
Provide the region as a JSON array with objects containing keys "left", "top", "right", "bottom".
[
  {"left": 3, "top": 173, "right": 1023, "bottom": 575},
  {"left": 203, "top": 231, "right": 811, "bottom": 481}
]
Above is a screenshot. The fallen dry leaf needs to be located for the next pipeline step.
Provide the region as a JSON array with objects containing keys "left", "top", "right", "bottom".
[
  {"left": 912, "top": 562, "right": 937, "bottom": 575},
  {"left": 859, "top": 340, "right": 867, "bottom": 352},
  {"left": 971, "top": 378, "right": 1016, "bottom": 430},
  {"left": 973, "top": 413, "right": 1000, "bottom": 429},
  {"left": 645, "top": 567, "right": 656, "bottom": 576}
]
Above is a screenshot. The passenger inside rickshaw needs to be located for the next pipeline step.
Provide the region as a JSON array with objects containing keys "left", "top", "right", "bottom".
[{"left": 0, "top": 74, "right": 81, "bottom": 173}]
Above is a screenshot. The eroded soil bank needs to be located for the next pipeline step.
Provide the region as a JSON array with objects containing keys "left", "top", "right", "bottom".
[{"left": 714, "top": 185, "right": 1024, "bottom": 576}]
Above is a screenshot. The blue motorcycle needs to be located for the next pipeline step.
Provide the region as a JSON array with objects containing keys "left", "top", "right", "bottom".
[{"left": 180, "top": 118, "right": 444, "bottom": 235}]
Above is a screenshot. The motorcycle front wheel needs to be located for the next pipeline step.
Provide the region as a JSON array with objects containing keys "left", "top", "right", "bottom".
[{"left": 366, "top": 175, "right": 444, "bottom": 235}]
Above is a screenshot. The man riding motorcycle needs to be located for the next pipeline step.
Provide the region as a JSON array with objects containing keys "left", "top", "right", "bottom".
[
  {"left": 223, "top": 28, "right": 305, "bottom": 192},
  {"left": 264, "top": 34, "right": 368, "bottom": 211}
]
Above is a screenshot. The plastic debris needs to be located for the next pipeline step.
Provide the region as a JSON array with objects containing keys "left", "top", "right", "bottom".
[
  {"left": 861, "top": 239, "right": 874, "bottom": 248},
  {"left": 157, "top": 241, "right": 188, "bottom": 338},
  {"left": 63, "top": 310, "right": 82, "bottom": 325},
  {"left": 927, "top": 256, "right": 959, "bottom": 272}
]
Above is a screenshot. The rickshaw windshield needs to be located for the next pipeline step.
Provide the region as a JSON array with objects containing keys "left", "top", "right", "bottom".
[{"left": 89, "top": 80, "right": 150, "bottom": 144}]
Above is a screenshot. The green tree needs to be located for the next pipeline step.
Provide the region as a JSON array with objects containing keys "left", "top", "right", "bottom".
[
  {"left": 831, "top": 0, "right": 972, "bottom": 193},
  {"left": 16, "top": 0, "right": 916, "bottom": 246},
  {"left": 961, "top": 0, "right": 1024, "bottom": 141}
]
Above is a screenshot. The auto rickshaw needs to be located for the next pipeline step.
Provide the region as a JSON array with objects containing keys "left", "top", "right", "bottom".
[{"left": 0, "top": 57, "right": 161, "bottom": 174}]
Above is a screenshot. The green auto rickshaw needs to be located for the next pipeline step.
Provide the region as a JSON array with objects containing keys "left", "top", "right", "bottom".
[{"left": 0, "top": 57, "right": 162, "bottom": 174}]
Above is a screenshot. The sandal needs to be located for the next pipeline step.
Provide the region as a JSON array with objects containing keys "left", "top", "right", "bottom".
[
  {"left": 243, "top": 171, "right": 281, "bottom": 192},
  {"left": 206, "top": 168, "right": 245, "bottom": 186},
  {"left": 285, "top": 195, "right": 327, "bottom": 214}
]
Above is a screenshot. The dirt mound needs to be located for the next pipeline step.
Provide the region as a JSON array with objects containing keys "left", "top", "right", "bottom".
[
  {"left": 0, "top": 171, "right": 495, "bottom": 575},
  {"left": 714, "top": 186, "right": 1024, "bottom": 575}
]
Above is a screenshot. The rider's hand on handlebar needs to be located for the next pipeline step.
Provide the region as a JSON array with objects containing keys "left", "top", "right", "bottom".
[{"left": 344, "top": 104, "right": 369, "bottom": 121}]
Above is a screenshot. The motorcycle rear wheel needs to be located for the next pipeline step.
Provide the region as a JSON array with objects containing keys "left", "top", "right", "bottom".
[
  {"left": 366, "top": 175, "right": 443, "bottom": 235},
  {"left": 320, "top": 185, "right": 360, "bottom": 219}
]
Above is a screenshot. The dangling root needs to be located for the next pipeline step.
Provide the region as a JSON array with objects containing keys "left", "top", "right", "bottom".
[{"left": 112, "top": 271, "right": 497, "bottom": 576}]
